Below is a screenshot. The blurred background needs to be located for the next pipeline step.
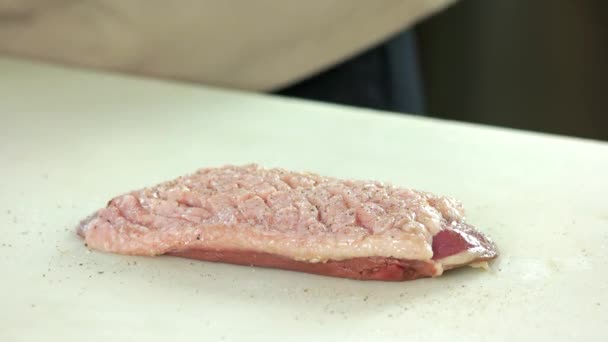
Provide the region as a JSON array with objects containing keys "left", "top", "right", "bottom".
[
  {"left": 418, "top": 0, "right": 607, "bottom": 141},
  {"left": 1, "top": 0, "right": 605, "bottom": 141},
  {"left": 278, "top": 0, "right": 607, "bottom": 141}
]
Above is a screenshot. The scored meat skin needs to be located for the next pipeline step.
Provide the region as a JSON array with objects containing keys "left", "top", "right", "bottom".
[{"left": 78, "top": 164, "right": 498, "bottom": 281}]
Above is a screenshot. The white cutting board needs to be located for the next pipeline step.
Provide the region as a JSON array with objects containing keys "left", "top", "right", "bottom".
[{"left": 1, "top": 58, "right": 607, "bottom": 341}]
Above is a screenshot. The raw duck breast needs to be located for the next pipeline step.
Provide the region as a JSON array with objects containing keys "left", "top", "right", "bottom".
[{"left": 78, "top": 164, "right": 498, "bottom": 281}]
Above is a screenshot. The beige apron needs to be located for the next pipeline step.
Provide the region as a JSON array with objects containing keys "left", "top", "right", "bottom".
[{"left": 0, "top": 0, "right": 455, "bottom": 91}]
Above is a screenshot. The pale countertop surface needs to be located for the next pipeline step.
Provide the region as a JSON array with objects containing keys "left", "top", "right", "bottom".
[{"left": 1, "top": 58, "right": 607, "bottom": 341}]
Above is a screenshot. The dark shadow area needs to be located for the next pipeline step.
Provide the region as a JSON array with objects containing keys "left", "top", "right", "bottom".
[
  {"left": 417, "top": 0, "right": 608, "bottom": 141},
  {"left": 276, "top": 0, "right": 607, "bottom": 141}
]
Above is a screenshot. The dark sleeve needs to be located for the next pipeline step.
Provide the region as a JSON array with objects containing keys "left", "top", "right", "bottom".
[{"left": 274, "top": 29, "right": 425, "bottom": 115}]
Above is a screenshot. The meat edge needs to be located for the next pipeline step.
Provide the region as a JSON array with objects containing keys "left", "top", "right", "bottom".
[
  {"left": 168, "top": 248, "right": 442, "bottom": 281},
  {"left": 432, "top": 223, "right": 498, "bottom": 270}
]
